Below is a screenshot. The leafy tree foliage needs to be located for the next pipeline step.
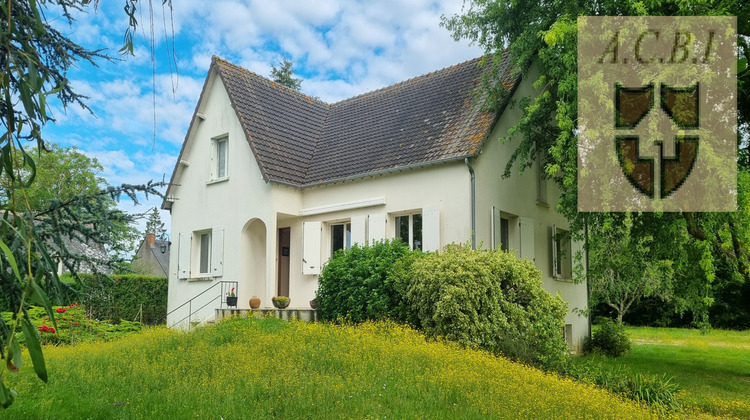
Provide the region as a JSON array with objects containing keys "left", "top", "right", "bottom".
[
  {"left": 443, "top": 0, "right": 750, "bottom": 326},
  {"left": 1, "top": 145, "right": 104, "bottom": 210},
  {"left": 269, "top": 57, "right": 303, "bottom": 91},
  {"left": 0, "top": 0, "right": 166, "bottom": 408},
  {"left": 588, "top": 214, "right": 675, "bottom": 322}
]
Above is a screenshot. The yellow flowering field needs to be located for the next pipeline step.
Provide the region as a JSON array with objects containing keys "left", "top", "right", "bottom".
[{"left": 4, "top": 317, "right": 690, "bottom": 419}]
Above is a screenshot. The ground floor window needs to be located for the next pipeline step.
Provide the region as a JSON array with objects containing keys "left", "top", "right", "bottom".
[
  {"left": 499, "top": 217, "right": 509, "bottom": 252},
  {"left": 552, "top": 225, "right": 572, "bottom": 279},
  {"left": 396, "top": 213, "right": 422, "bottom": 250},
  {"left": 331, "top": 223, "right": 351, "bottom": 254},
  {"left": 199, "top": 231, "right": 211, "bottom": 274}
]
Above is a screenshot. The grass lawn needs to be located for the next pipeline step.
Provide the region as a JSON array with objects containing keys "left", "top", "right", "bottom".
[
  {"left": 575, "top": 326, "right": 750, "bottom": 419},
  {"left": 3, "top": 317, "right": 664, "bottom": 419}
]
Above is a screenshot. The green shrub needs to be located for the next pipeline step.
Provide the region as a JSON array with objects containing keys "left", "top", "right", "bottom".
[
  {"left": 61, "top": 273, "right": 168, "bottom": 325},
  {"left": 316, "top": 239, "right": 412, "bottom": 323},
  {"left": 403, "top": 245, "right": 570, "bottom": 370},
  {"left": 584, "top": 318, "right": 631, "bottom": 356},
  {"left": 568, "top": 362, "right": 681, "bottom": 412}
]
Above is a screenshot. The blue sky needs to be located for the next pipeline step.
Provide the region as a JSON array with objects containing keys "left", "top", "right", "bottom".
[{"left": 43, "top": 0, "right": 484, "bottom": 239}]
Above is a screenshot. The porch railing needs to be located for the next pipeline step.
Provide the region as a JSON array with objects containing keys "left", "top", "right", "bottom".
[{"left": 165, "top": 280, "right": 238, "bottom": 329}]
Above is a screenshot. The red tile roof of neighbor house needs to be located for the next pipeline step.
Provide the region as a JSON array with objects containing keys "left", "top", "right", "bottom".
[{"left": 171, "top": 51, "right": 519, "bottom": 193}]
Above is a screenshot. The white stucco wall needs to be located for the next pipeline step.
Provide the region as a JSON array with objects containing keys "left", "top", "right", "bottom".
[{"left": 166, "top": 73, "right": 275, "bottom": 326}]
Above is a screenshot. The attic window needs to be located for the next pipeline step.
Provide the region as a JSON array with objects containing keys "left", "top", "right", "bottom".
[{"left": 210, "top": 135, "right": 229, "bottom": 181}]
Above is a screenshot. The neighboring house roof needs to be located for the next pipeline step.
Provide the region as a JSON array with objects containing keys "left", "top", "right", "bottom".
[
  {"left": 165, "top": 51, "right": 519, "bottom": 203},
  {"left": 50, "top": 235, "right": 113, "bottom": 275},
  {"left": 133, "top": 238, "right": 170, "bottom": 277}
]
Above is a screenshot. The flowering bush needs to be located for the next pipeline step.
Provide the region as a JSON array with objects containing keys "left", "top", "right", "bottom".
[{"left": 3, "top": 303, "right": 143, "bottom": 346}]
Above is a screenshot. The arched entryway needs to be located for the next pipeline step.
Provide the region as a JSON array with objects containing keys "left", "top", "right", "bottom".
[{"left": 241, "top": 218, "right": 266, "bottom": 305}]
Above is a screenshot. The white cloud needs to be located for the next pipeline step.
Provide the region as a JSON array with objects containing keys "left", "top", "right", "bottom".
[{"left": 43, "top": 0, "right": 484, "bottom": 240}]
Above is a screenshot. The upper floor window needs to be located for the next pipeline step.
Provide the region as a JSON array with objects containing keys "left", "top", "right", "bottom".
[
  {"left": 211, "top": 135, "right": 228, "bottom": 181},
  {"left": 396, "top": 213, "right": 422, "bottom": 250}
]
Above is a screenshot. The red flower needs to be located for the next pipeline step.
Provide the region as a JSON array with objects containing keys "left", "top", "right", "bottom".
[{"left": 56, "top": 307, "right": 67, "bottom": 313}]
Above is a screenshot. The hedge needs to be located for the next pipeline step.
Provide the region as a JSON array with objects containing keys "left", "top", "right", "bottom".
[{"left": 61, "top": 274, "right": 168, "bottom": 325}]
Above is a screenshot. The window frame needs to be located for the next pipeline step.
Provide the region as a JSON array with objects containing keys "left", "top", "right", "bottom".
[
  {"left": 552, "top": 225, "right": 573, "bottom": 280},
  {"left": 331, "top": 222, "right": 352, "bottom": 255},
  {"left": 198, "top": 230, "right": 212, "bottom": 276},
  {"left": 395, "top": 213, "right": 422, "bottom": 250},
  {"left": 210, "top": 135, "right": 229, "bottom": 182},
  {"left": 491, "top": 207, "right": 519, "bottom": 256}
]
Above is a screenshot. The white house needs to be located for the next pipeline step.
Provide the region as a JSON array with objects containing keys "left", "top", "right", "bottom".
[{"left": 164, "top": 53, "right": 589, "bottom": 351}]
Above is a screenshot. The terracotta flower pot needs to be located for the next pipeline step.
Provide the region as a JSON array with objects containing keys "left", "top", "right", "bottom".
[{"left": 249, "top": 296, "right": 261, "bottom": 309}]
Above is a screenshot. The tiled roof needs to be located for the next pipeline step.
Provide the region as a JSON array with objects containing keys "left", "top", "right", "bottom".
[
  {"left": 212, "top": 51, "right": 518, "bottom": 188},
  {"left": 215, "top": 59, "right": 329, "bottom": 185}
]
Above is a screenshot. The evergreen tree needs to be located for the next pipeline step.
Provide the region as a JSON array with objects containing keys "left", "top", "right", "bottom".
[
  {"left": 144, "top": 207, "right": 167, "bottom": 241},
  {"left": 270, "top": 57, "right": 303, "bottom": 91}
]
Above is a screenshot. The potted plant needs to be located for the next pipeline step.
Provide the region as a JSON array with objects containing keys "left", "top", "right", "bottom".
[
  {"left": 271, "top": 296, "right": 290, "bottom": 309},
  {"left": 309, "top": 297, "right": 319, "bottom": 309},
  {"left": 226, "top": 288, "right": 238, "bottom": 307}
]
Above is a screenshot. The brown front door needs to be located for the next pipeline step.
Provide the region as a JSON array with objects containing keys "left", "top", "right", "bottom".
[{"left": 278, "top": 228, "right": 290, "bottom": 296}]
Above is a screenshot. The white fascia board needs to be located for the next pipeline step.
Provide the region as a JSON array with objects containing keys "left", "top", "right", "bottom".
[{"left": 299, "top": 197, "right": 386, "bottom": 217}]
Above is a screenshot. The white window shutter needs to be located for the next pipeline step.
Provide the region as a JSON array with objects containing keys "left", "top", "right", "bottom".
[
  {"left": 551, "top": 225, "right": 559, "bottom": 278},
  {"left": 368, "top": 213, "right": 386, "bottom": 244},
  {"left": 422, "top": 205, "right": 440, "bottom": 252},
  {"left": 519, "top": 217, "right": 535, "bottom": 262},
  {"left": 492, "top": 206, "right": 502, "bottom": 250},
  {"left": 302, "top": 221, "right": 322, "bottom": 275},
  {"left": 211, "top": 228, "right": 224, "bottom": 277},
  {"left": 178, "top": 232, "right": 191, "bottom": 279},
  {"left": 351, "top": 215, "right": 367, "bottom": 246}
]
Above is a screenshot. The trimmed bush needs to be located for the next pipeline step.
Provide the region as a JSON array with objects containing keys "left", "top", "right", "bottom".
[
  {"left": 403, "top": 245, "right": 570, "bottom": 370},
  {"left": 584, "top": 318, "right": 631, "bottom": 356},
  {"left": 61, "top": 273, "right": 168, "bottom": 325},
  {"left": 316, "top": 239, "right": 412, "bottom": 323}
]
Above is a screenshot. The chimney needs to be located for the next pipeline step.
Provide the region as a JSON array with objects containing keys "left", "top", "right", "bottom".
[{"left": 146, "top": 232, "right": 156, "bottom": 248}]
